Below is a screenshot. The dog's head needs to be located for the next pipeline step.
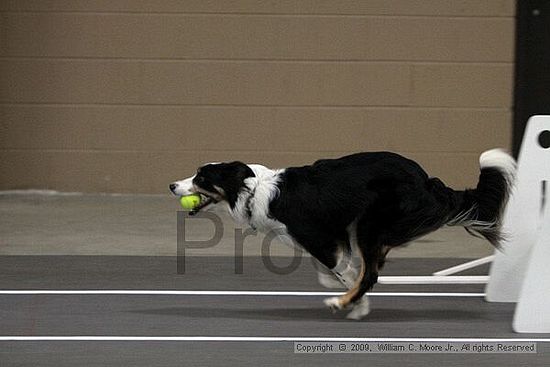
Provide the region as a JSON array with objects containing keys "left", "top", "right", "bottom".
[{"left": 169, "top": 161, "right": 255, "bottom": 213}]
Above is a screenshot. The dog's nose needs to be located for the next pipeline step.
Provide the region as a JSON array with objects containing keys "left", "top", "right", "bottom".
[{"left": 169, "top": 183, "right": 177, "bottom": 193}]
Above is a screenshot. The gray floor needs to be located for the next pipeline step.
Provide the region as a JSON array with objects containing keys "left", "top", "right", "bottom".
[
  {"left": 1, "top": 256, "right": 549, "bottom": 366},
  {"left": 0, "top": 193, "right": 549, "bottom": 366},
  {"left": 2, "top": 342, "right": 547, "bottom": 367}
]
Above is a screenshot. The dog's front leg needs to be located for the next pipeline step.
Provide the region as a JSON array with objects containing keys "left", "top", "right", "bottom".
[
  {"left": 322, "top": 251, "right": 371, "bottom": 320},
  {"left": 317, "top": 270, "right": 344, "bottom": 289}
]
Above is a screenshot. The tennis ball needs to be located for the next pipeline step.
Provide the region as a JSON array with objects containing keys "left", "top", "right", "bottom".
[{"left": 179, "top": 194, "right": 201, "bottom": 210}]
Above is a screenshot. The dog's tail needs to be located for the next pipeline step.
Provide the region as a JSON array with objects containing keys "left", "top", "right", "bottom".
[{"left": 445, "top": 149, "right": 516, "bottom": 247}]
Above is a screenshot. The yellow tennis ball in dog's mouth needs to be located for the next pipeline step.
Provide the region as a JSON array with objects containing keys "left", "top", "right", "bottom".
[{"left": 179, "top": 194, "right": 201, "bottom": 210}]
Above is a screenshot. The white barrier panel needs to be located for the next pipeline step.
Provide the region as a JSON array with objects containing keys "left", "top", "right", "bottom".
[
  {"left": 486, "top": 116, "right": 550, "bottom": 303},
  {"left": 513, "top": 191, "right": 550, "bottom": 332}
]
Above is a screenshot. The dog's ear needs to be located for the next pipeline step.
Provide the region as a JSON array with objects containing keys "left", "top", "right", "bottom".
[
  {"left": 223, "top": 161, "right": 255, "bottom": 179},
  {"left": 217, "top": 161, "right": 255, "bottom": 207}
]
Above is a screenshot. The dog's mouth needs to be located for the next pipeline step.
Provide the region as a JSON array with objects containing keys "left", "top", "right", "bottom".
[{"left": 188, "top": 191, "right": 220, "bottom": 215}]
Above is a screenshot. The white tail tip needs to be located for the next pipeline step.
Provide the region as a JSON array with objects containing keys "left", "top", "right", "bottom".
[{"left": 479, "top": 149, "right": 516, "bottom": 182}]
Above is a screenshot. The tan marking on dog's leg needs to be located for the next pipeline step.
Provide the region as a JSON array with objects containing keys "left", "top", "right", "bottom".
[{"left": 338, "top": 254, "right": 366, "bottom": 308}]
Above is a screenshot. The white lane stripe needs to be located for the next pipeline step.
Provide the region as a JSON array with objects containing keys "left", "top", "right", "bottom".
[
  {"left": 0, "top": 290, "right": 485, "bottom": 297},
  {"left": 0, "top": 336, "right": 548, "bottom": 342},
  {"left": 433, "top": 256, "right": 494, "bottom": 276},
  {"left": 378, "top": 275, "right": 488, "bottom": 284}
]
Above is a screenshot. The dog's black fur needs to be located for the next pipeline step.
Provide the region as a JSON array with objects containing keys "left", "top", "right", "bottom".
[{"left": 185, "top": 151, "right": 514, "bottom": 309}]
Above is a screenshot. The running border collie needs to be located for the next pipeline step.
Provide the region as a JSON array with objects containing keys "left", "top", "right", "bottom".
[{"left": 169, "top": 150, "right": 515, "bottom": 320}]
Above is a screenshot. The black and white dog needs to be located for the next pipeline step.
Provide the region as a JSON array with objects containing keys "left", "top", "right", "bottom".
[{"left": 169, "top": 150, "right": 515, "bottom": 320}]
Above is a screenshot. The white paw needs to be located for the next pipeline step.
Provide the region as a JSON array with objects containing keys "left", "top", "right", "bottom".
[
  {"left": 345, "top": 297, "right": 370, "bottom": 320},
  {"left": 317, "top": 272, "right": 344, "bottom": 289},
  {"left": 323, "top": 296, "right": 343, "bottom": 312}
]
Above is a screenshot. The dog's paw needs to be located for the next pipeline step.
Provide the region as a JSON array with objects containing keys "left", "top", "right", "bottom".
[
  {"left": 345, "top": 300, "right": 370, "bottom": 320},
  {"left": 323, "top": 296, "right": 344, "bottom": 313}
]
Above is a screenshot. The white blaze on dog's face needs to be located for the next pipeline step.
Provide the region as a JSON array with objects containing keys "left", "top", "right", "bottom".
[
  {"left": 170, "top": 175, "right": 196, "bottom": 196},
  {"left": 169, "top": 162, "right": 219, "bottom": 197},
  {"left": 169, "top": 161, "right": 255, "bottom": 213}
]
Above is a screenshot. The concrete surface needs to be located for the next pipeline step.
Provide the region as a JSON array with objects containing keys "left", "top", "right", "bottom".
[{"left": 0, "top": 191, "right": 495, "bottom": 258}]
